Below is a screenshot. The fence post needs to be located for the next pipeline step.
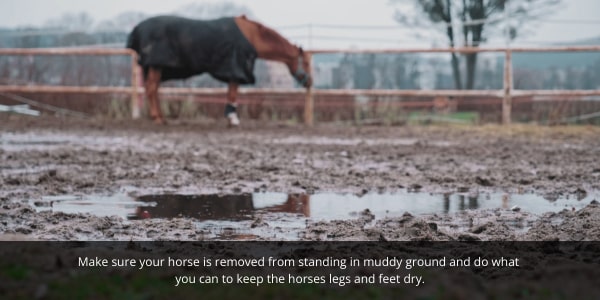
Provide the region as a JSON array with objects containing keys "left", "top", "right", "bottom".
[
  {"left": 130, "top": 53, "right": 142, "bottom": 119},
  {"left": 304, "top": 53, "right": 314, "bottom": 126},
  {"left": 502, "top": 49, "right": 513, "bottom": 125}
]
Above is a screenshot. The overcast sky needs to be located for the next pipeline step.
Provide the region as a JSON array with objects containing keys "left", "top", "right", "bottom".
[{"left": 1, "top": 0, "right": 599, "bottom": 49}]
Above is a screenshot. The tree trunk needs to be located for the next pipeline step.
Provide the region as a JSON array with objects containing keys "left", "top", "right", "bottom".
[
  {"left": 450, "top": 53, "right": 463, "bottom": 90},
  {"left": 445, "top": 0, "right": 463, "bottom": 89},
  {"left": 465, "top": 53, "right": 478, "bottom": 89},
  {"left": 464, "top": 0, "right": 484, "bottom": 90}
]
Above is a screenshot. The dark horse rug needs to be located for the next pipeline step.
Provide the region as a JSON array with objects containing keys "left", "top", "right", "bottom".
[{"left": 127, "top": 16, "right": 258, "bottom": 83}]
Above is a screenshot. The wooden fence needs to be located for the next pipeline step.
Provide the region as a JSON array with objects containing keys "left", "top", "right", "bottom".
[{"left": 1, "top": 46, "right": 600, "bottom": 125}]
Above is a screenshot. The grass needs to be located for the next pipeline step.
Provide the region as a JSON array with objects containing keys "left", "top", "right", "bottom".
[
  {"left": 2, "top": 264, "right": 30, "bottom": 280},
  {"left": 408, "top": 111, "right": 480, "bottom": 125}
]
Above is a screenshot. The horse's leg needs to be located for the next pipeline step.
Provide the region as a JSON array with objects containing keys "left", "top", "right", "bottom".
[
  {"left": 145, "top": 67, "right": 166, "bottom": 124},
  {"left": 225, "top": 82, "right": 240, "bottom": 126}
]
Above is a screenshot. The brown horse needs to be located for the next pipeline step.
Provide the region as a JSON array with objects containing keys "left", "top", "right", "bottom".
[{"left": 127, "top": 15, "right": 312, "bottom": 125}]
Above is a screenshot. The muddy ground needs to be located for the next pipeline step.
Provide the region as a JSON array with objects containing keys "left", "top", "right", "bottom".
[{"left": 1, "top": 115, "right": 600, "bottom": 241}]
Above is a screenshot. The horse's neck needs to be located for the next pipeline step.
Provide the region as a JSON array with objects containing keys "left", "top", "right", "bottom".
[
  {"left": 257, "top": 30, "right": 298, "bottom": 63},
  {"left": 236, "top": 17, "right": 298, "bottom": 65}
]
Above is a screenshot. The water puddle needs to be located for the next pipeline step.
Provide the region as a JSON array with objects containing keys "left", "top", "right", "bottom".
[
  {"left": 1, "top": 133, "right": 71, "bottom": 151},
  {"left": 28, "top": 190, "right": 598, "bottom": 240},
  {"left": 32, "top": 194, "right": 142, "bottom": 220},
  {"left": 0, "top": 132, "right": 138, "bottom": 152},
  {"left": 131, "top": 194, "right": 256, "bottom": 220},
  {"left": 30, "top": 190, "right": 598, "bottom": 221}
]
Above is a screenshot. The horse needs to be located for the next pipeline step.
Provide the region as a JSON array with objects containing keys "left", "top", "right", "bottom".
[{"left": 127, "top": 15, "right": 312, "bottom": 125}]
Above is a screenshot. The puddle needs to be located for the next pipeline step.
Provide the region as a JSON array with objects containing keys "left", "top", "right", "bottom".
[
  {"left": 1, "top": 133, "right": 71, "bottom": 151},
  {"left": 130, "top": 194, "right": 256, "bottom": 220},
  {"left": 32, "top": 194, "right": 143, "bottom": 220},
  {"left": 0, "top": 132, "right": 140, "bottom": 152},
  {"left": 30, "top": 190, "right": 598, "bottom": 221},
  {"left": 28, "top": 190, "right": 598, "bottom": 240}
]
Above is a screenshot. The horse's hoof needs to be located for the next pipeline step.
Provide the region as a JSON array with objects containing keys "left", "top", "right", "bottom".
[{"left": 227, "top": 112, "right": 240, "bottom": 127}]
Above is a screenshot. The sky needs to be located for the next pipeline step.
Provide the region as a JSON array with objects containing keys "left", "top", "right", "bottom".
[{"left": 0, "top": 0, "right": 599, "bottom": 49}]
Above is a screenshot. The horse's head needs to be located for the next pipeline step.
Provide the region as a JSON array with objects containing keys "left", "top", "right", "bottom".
[{"left": 291, "top": 47, "right": 312, "bottom": 88}]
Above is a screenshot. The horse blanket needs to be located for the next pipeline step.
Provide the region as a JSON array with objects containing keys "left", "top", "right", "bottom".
[{"left": 127, "top": 16, "right": 258, "bottom": 84}]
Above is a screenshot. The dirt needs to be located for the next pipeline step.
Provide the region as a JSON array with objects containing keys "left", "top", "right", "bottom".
[{"left": 1, "top": 115, "right": 600, "bottom": 241}]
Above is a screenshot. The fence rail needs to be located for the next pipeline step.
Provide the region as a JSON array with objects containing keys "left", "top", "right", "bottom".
[
  {"left": 0, "top": 48, "right": 134, "bottom": 56},
  {"left": 3, "top": 85, "right": 599, "bottom": 98},
  {"left": 1, "top": 46, "right": 600, "bottom": 124},
  {"left": 310, "top": 45, "right": 600, "bottom": 54}
]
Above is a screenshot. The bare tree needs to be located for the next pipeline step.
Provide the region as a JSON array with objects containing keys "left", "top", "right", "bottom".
[{"left": 392, "top": 0, "right": 561, "bottom": 89}]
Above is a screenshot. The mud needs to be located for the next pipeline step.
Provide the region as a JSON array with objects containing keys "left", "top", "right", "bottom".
[{"left": 1, "top": 115, "right": 600, "bottom": 241}]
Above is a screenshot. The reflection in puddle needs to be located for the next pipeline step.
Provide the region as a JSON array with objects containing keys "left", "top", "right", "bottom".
[
  {"left": 128, "top": 194, "right": 310, "bottom": 221},
  {"left": 32, "top": 194, "right": 141, "bottom": 220},
  {"left": 131, "top": 194, "right": 254, "bottom": 220},
  {"left": 128, "top": 193, "right": 310, "bottom": 221},
  {"left": 30, "top": 190, "right": 598, "bottom": 222}
]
